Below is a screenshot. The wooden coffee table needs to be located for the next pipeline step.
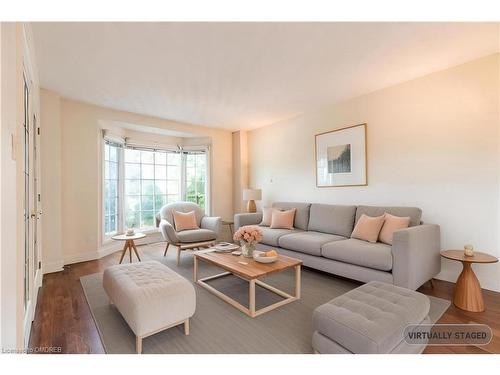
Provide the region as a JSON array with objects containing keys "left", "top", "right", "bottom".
[
  {"left": 194, "top": 250, "right": 302, "bottom": 318},
  {"left": 440, "top": 250, "right": 498, "bottom": 312}
]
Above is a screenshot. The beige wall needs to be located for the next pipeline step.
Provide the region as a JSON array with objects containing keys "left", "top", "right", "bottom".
[
  {"left": 232, "top": 130, "right": 249, "bottom": 214},
  {"left": 40, "top": 90, "right": 63, "bottom": 273},
  {"left": 40, "top": 90, "right": 233, "bottom": 266},
  {"left": 248, "top": 54, "right": 500, "bottom": 292},
  {"left": 1, "top": 23, "right": 41, "bottom": 349}
]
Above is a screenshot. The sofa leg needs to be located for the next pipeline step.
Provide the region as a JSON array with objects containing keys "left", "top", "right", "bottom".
[
  {"left": 184, "top": 319, "right": 190, "bottom": 335},
  {"left": 429, "top": 279, "right": 435, "bottom": 289},
  {"left": 163, "top": 243, "right": 170, "bottom": 256},
  {"left": 136, "top": 336, "right": 142, "bottom": 354}
]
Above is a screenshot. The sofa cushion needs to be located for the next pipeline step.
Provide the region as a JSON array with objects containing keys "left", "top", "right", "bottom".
[
  {"left": 321, "top": 238, "right": 393, "bottom": 271},
  {"left": 259, "top": 226, "right": 302, "bottom": 247},
  {"left": 379, "top": 213, "right": 411, "bottom": 245},
  {"left": 270, "top": 208, "right": 296, "bottom": 229},
  {"left": 259, "top": 207, "right": 274, "bottom": 226},
  {"left": 356, "top": 205, "right": 422, "bottom": 227},
  {"left": 308, "top": 204, "right": 357, "bottom": 237},
  {"left": 176, "top": 228, "right": 217, "bottom": 243},
  {"left": 351, "top": 214, "right": 386, "bottom": 243},
  {"left": 278, "top": 231, "right": 347, "bottom": 256},
  {"left": 272, "top": 202, "right": 311, "bottom": 230}
]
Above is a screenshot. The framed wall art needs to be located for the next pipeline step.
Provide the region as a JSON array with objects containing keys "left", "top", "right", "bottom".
[{"left": 315, "top": 123, "right": 367, "bottom": 187}]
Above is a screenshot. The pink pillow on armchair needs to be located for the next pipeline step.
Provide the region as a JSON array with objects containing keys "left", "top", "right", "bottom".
[
  {"left": 172, "top": 210, "right": 199, "bottom": 232},
  {"left": 270, "top": 209, "right": 296, "bottom": 230}
]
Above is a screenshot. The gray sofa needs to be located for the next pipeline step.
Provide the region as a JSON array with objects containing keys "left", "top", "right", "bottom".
[{"left": 234, "top": 202, "right": 441, "bottom": 290}]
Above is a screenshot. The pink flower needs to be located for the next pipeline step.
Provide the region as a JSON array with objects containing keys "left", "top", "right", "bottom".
[{"left": 233, "top": 225, "right": 263, "bottom": 245}]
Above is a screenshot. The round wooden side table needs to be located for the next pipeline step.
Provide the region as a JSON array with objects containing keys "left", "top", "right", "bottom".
[
  {"left": 440, "top": 250, "right": 498, "bottom": 312},
  {"left": 112, "top": 232, "right": 146, "bottom": 264},
  {"left": 221, "top": 220, "right": 234, "bottom": 237}
]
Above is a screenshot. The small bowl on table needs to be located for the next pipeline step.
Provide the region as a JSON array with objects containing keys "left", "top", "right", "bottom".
[{"left": 253, "top": 250, "right": 278, "bottom": 264}]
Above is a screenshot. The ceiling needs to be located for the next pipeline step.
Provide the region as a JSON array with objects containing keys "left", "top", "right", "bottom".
[{"left": 32, "top": 22, "right": 499, "bottom": 130}]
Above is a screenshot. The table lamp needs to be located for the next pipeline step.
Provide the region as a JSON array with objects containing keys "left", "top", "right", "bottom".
[{"left": 243, "top": 188, "right": 262, "bottom": 213}]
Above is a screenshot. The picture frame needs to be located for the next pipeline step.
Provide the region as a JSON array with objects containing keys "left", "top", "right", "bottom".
[{"left": 315, "top": 123, "right": 367, "bottom": 187}]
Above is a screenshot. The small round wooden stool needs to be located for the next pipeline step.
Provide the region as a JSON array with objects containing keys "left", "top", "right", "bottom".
[
  {"left": 112, "top": 233, "right": 146, "bottom": 264},
  {"left": 440, "top": 250, "right": 498, "bottom": 312}
]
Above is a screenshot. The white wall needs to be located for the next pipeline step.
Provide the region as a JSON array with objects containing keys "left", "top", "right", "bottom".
[
  {"left": 248, "top": 54, "right": 500, "bottom": 292},
  {"left": 40, "top": 90, "right": 234, "bottom": 267}
]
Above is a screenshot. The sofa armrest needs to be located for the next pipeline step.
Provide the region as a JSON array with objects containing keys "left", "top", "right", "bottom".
[
  {"left": 159, "top": 219, "right": 179, "bottom": 244},
  {"left": 200, "top": 216, "right": 221, "bottom": 238},
  {"left": 234, "top": 212, "right": 263, "bottom": 231},
  {"left": 392, "top": 224, "right": 441, "bottom": 290}
]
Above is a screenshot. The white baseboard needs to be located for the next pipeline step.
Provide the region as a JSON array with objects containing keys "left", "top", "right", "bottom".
[
  {"left": 63, "top": 244, "right": 121, "bottom": 266},
  {"left": 42, "top": 260, "right": 64, "bottom": 274},
  {"left": 63, "top": 232, "right": 164, "bottom": 266}
]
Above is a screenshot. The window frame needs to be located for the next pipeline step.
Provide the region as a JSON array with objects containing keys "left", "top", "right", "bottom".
[
  {"left": 182, "top": 149, "right": 210, "bottom": 213},
  {"left": 102, "top": 140, "right": 124, "bottom": 240},
  {"left": 101, "top": 138, "right": 211, "bottom": 243},
  {"left": 122, "top": 147, "right": 182, "bottom": 231}
]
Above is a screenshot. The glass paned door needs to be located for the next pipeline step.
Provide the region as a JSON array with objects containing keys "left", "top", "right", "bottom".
[
  {"left": 32, "top": 114, "right": 39, "bottom": 282},
  {"left": 22, "top": 74, "right": 32, "bottom": 313}
]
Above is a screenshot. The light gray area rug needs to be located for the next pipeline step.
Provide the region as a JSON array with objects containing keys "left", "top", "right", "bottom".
[{"left": 80, "top": 243, "right": 451, "bottom": 354}]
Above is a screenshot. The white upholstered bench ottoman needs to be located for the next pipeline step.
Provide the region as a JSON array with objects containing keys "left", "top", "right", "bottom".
[
  {"left": 312, "top": 281, "right": 431, "bottom": 354},
  {"left": 103, "top": 260, "right": 196, "bottom": 353}
]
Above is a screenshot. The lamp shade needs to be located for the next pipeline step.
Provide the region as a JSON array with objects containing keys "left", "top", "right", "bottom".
[{"left": 243, "top": 188, "right": 262, "bottom": 201}]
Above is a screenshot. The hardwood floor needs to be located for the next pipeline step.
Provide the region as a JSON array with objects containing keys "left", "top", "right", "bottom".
[{"left": 28, "top": 246, "right": 500, "bottom": 354}]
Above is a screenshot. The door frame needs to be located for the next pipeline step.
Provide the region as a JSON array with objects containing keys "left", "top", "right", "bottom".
[{"left": 20, "top": 25, "right": 42, "bottom": 348}]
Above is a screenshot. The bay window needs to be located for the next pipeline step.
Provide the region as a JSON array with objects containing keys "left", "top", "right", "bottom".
[
  {"left": 104, "top": 141, "right": 120, "bottom": 235},
  {"left": 103, "top": 138, "right": 209, "bottom": 237}
]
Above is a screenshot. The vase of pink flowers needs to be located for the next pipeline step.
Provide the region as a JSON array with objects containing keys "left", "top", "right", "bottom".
[{"left": 233, "top": 225, "right": 263, "bottom": 258}]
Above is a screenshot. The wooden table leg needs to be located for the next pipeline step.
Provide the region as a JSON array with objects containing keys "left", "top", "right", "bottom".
[
  {"left": 249, "top": 279, "right": 256, "bottom": 317},
  {"left": 163, "top": 243, "right": 170, "bottom": 256},
  {"left": 193, "top": 256, "right": 199, "bottom": 282},
  {"left": 128, "top": 240, "right": 132, "bottom": 263},
  {"left": 177, "top": 247, "right": 181, "bottom": 266},
  {"left": 454, "top": 261, "right": 485, "bottom": 312},
  {"left": 295, "top": 265, "right": 301, "bottom": 299},
  {"left": 131, "top": 242, "right": 141, "bottom": 261},
  {"left": 184, "top": 319, "right": 190, "bottom": 335},
  {"left": 119, "top": 241, "right": 128, "bottom": 264},
  {"left": 136, "top": 336, "right": 142, "bottom": 354}
]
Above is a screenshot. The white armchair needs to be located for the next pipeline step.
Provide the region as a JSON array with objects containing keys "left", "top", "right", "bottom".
[{"left": 159, "top": 202, "right": 221, "bottom": 265}]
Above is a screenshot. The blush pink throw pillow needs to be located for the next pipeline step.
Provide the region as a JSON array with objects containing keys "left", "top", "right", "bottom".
[
  {"left": 378, "top": 213, "right": 411, "bottom": 245},
  {"left": 260, "top": 207, "right": 274, "bottom": 226},
  {"left": 351, "top": 214, "right": 386, "bottom": 243},
  {"left": 172, "top": 210, "right": 199, "bottom": 232},
  {"left": 270, "top": 209, "right": 296, "bottom": 230}
]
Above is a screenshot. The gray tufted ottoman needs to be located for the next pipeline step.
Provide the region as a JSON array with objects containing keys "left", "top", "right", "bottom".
[
  {"left": 103, "top": 260, "right": 196, "bottom": 353},
  {"left": 312, "top": 281, "right": 430, "bottom": 354}
]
